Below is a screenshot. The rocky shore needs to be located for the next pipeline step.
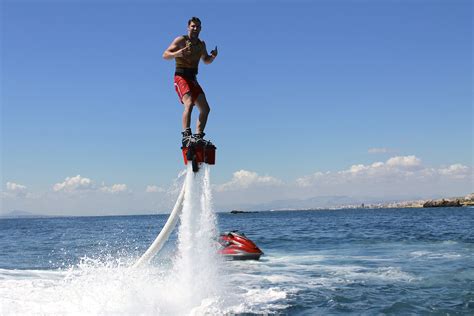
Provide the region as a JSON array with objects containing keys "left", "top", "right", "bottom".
[
  {"left": 422, "top": 199, "right": 462, "bottom": 208},
  {"left": 365, "top": 193, "right": 474, "bottom": 209}
]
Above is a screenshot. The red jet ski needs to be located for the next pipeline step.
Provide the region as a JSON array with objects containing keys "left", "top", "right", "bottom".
[{"left": 218, "top": 231, "right": 263, "bottom": 260}]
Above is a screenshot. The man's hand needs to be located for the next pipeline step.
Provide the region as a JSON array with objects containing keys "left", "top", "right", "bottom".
[
  {"left": 210, "top": 46, "right": 218, "bottom": 58},
  {"left": 175, "top": 44, "right": 192, "bottom": 58},
  {"left": 163, "top": 36, "right": 190, "bottom": 60}
]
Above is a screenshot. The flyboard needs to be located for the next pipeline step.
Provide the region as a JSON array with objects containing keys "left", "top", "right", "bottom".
[
  {"left": 181, "top": 141, "right": 216, "bottom": 172},
  {"left": 134, "top": 142, "right": 216, "bottom": 267}
]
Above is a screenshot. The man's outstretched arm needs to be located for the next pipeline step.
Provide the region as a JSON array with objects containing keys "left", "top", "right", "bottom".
[{"left": 201, "top": 41, "right": 218, "bottom": 64}]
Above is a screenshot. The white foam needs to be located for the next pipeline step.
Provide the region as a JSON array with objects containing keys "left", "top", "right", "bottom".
[
  {"left": 264, "top": 274, "right": 300, "bottom": 283},
  {"left": 410, "top": 251, "right": 462, "bottom": 259},
  {"left": 441, "top": 240, "right": 458, "bottom": 245},
  {"left": 0, "top": 264, "right": 178, "bottom": 315}
]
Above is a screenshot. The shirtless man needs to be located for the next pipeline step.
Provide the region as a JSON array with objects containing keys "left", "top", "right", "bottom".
[{"left": 162, "top": 17, "right": 218, "bottom": 146}]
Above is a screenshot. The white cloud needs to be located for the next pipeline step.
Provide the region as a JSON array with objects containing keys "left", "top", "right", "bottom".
[
  {"left": 296, "top": 156, "right": 472, "bottom": 193},
  {"left": 345, "top": 164, "right": 371, "bottom": 174},
  {"left": 3, "top": 182, "right": 28, "bottom": 198},
  {"left": 296, "top": 171, "right": 327, "bottom": 187},
  {"left": 438, "top": 164, "right": 470, "bottom": 179},
  {"left": 216, "top": 170, "right": 283, "bottom": 192},
  {"left": 52, "top": 175, "right": 128, "bottom": 194},
  {"left": 368, "top": 147, "right": 391, "bottom": 154},
  {"left": 340, "top": 156, "right": 421, "bottom": 176},
  {"left": 2, "top": 176, "right": 168, "bottom": 216},
  {"left": 53, "top": 175, "right": 93, "bottom": 192},
  {"left": 6, "top": 182, "right": 27, "bottom": 193},
  {"left": 100, "top": 184, "right": 128, "bottom": 194},
  {"left": 146, "top": 185, "right": 166, "bottom": 193},
  {"left": 386, "top": 155, "right": 422, "bottom": 169}
]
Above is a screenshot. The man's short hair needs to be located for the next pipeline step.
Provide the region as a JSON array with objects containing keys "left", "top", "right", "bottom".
[{"left": 188, "top": 17, "right": 201, "bottom": 26}]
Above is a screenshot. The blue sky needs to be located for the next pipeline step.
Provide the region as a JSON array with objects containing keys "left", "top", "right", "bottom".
[{"left": 1, "top": 0, "right": 472, "bottom": 215}]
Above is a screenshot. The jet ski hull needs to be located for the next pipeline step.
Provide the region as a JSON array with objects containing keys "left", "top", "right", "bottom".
[{"left": 218, "top": 231, "right": 263, "bottom": 260}]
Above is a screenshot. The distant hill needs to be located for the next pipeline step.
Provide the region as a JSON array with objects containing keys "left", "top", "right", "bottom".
[{"left": 0, "top": 210, "right": 46, "bottom": 218}]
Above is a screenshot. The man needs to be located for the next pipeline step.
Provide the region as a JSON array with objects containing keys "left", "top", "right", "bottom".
[{"left": 163, "top": 17, "right": 218, "bottom": 146}]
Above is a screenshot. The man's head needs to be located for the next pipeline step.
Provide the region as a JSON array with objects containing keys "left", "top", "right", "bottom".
[{"left": 187, "top": 17, "right": 202, "bottom": 38}]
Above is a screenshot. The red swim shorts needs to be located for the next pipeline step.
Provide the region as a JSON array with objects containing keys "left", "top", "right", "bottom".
[{"left": 174, "top": 75, "right": 204, "bottom": 104}]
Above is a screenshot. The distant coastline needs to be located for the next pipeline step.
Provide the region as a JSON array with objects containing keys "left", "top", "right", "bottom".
[
  {"left": 355, "top": 193, "right": 474, "bottom": 209},
  {"left": 277, "top": 193, "right": 474, "bottom": 211},
  {"left": 234, "top": 193, "right": 474, "bottom": 212},
  {"left": 3, "top": 193, "right": 473, "bottom": 218}
]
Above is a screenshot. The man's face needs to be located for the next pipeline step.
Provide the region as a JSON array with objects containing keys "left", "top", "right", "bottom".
[{"left": 188, "top": 21, "right": 201, "bottom": 38}]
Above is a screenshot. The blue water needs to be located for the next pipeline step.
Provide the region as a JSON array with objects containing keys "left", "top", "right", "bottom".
[{"left": 1, "top": 207, "right": 473, "bottom": 314}]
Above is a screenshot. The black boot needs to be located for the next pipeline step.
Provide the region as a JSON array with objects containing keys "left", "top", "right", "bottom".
[
  {"left": 193, "top": 132, "right": 213, "bottom": 146},
  {"left": 181, "top": 128, "right": 192, "bottom": 147}
]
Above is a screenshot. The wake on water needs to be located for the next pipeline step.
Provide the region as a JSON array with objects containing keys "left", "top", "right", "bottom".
[{"left": 1, "top": 165, "right": 241, "bottom": 315}]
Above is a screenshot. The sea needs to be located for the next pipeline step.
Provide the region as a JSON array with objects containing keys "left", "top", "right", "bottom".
[{"left": 1, "top": 200, "right": 473, "bottom": 314}]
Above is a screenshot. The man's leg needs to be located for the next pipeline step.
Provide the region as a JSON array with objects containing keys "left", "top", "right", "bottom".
[
  {"left": 194, "top": 93, "right": 210, "bottom": 134},
  {"left": 181, "top": 93, "right": 194, "bottom": 131},
  {"left": 181, "top": 93, "right": 194, "bottom": 146}
]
